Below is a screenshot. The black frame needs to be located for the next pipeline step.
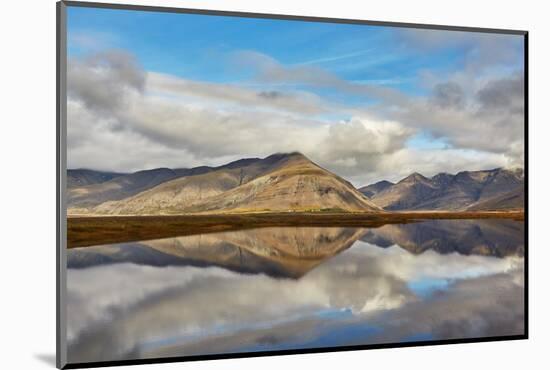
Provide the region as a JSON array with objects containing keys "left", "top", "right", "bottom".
[{"left": 56, "top": 1, "right": 529, "bottom": 369}]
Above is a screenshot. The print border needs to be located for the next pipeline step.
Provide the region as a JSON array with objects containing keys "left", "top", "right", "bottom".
[{"left": 56, "top": 1, "right": 529, "bottom": 368}]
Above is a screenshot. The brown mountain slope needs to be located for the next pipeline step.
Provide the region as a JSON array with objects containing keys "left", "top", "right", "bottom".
[
  {"left": 364, "top": 168, "right": 524, "bottom": 211},
  {"left": 67, "top": 157, "right": 272, "bottom": 209},
  {"left": 368, "top": 173, "right": 437, "bottom": 210},
  {"left": 358, "top": 180, "right": 394, "bottom": 198},
  {"left": 467, "top": 185, "right": 524, "bottom": 211},
  {"left": 89, "top": 153, "right": 381, "bottom": 215},
  {"left": 68, "top": 168, "right": 186, "bottom": 208},
  {"left": 92, "top": 154, "right": 291, "bottom": 215},
  {"left": 67, "top": 169, "right": 126, "bottom": 188},
  {"left": 181, "top": 153, "right": 381, "bottom": 214}
]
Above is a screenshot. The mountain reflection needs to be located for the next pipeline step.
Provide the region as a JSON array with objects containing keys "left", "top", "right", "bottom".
[
  {"left": 362, "top": 219, "right": 524, "bottom": 257},
  {"left": 68, "top": 220, "right": 524, "bottom": 279},
  {"left": 68, "top": 227, "right": 365, "bottom": 278},
  {"left": 66, "top": 220, "right": 525, "bottom": 364}
]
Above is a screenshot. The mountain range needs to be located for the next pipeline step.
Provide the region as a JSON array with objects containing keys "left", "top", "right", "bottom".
[
  {"left": 68, "top": 152, "right": 524, "bottom": 215},
  {"left": 68, "top": 152, "right": 381, "bottom": 215},
  {"left": 359, "top": 168, "right": 524, "bottom": 211}
]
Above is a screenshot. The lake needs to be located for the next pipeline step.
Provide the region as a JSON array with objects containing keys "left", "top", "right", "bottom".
[{"left": 66, "top": 219, "right": 525, "bottom": 363}]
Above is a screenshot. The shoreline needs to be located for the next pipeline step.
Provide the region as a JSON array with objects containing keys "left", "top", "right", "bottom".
[{"left": 66, "top": 210, "right": 524, "bottom": 249}]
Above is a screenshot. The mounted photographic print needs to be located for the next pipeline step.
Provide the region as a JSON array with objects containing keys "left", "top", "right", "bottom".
[{"left": 56, "top": 1, "right": 527, "bottom": 368}]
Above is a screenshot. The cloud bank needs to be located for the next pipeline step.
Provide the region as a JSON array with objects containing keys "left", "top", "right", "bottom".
[{"left": 67, "top": 36, "right": 524, "bottom": 185}]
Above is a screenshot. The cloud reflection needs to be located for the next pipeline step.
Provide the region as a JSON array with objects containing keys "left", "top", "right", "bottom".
[{"left": 66, "top": 223, "right": 524, "bottom": 363}]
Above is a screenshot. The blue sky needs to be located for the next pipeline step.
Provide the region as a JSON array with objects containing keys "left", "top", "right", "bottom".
[
  {"left": 66, "top": 5, "right": 525, "bottom": 184},
  {"left": 68, "top": 7, "right": 520, "bottom": 94}
]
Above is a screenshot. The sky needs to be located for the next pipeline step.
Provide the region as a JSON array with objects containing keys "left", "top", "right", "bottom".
[{"left": 66, "top": 6, "right": 525, "bottom": 186}]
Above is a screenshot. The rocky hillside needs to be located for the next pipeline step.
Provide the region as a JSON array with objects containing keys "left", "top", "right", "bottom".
[
  {"left": 361, "top": 168, "right": 524, "bottom": 211},
  {"left": 68, "top": 155, "right": 524, "bottom": 214},
  {"left": 69, "top": 153, "right": 381, "bottom": 215},
  {"left": 67, "top": 169, "right": 125, "bottom": 188},
  {"left": 180, "top": 153, "right": 381, "bottom": 214},
  {"left": 467, "top": 184, "right": 525, "bottom": 211},
  {"left": 358, "top": 180, "right": 394, "bottom": 198}
]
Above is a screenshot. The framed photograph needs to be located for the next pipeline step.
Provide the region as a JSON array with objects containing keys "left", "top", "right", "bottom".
[{"left": 57, "top": 1, "right": 527, "bottom": 368}]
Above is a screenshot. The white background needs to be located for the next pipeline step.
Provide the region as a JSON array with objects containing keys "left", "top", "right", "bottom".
[{"left": 1, "top": 0, "right": 547, "bottom": 368}]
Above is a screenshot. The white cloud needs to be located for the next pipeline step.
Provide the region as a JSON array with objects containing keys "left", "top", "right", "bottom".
[
  {"left": 67, "top": 50, "right": 524, "bottom": 185},
  {"left": 396, "top": 28, "right": 524, "bottom": 74},
  {"left": 147, "top": 72, "right": 327, "bottom": 115}
]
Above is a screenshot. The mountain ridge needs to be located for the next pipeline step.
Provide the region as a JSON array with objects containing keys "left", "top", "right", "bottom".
[
  {"left": 69, "top": 152, "right": 382, "bottom": 215},
  {"left": 361, "top": 168, "right": 524, "bottom": 211},
  {"left": 67, "top": 169, "right": 127, "bottom": 188},
  {"left": 68, "top": 154, "right": 524, "bottom": 214}
]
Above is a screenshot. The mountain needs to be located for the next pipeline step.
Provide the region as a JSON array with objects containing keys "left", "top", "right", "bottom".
[
  {"left": 467, "top": 184, "right": 525, "bottom": 211},
  {"left": 68, "top": 168, "right": 187, "bottom": 208},
  {"left": 368, "top": 173, "right": 438, "bottom": 210},
  {"left": 362, "top": 168, "right": 524, "bottom": 211},
  {"left": 71, "top": 152, "right": 381, "bottom": 215},
  {"left": 68, "top": 157, "right": 272, "bottom": 209},
  {"left": 67, "top": 169, "right": 126, "bottom": 188},
  {"left": 180, "top": 153, "right": 381, "bottom": 214},
  {"left": 358, "top": 180, "right": 394, "bottom": 198},
  {"left": 92, "top": 154, "right": 294, "bottom": 214},
  {"left": 68, "top": 154, "right": 523, "bottom": 215}
]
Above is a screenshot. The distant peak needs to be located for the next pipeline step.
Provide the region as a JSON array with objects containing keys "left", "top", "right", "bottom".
[
  {"left": 279, "top": 151, "right": 306, "bottom": 158},
  {"left": 359, "top": 180, "right": 394, "bottom": 194},
  {"left": 431, "top": 172, "right": 453, "bottom": 182},
  {"left": 401, "top": 172, "right": 427, "bottom": 183},
  {"left": 222, "top": 157, "right": 261, "bottom": 169},
  {"left": 135, "top": 167, "right": 175, "bottom": 174},
  {"left": 263, "top": 152, "right": 309, "bottom": 162}
]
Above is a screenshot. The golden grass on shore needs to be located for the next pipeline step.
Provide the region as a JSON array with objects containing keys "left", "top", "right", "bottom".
[{"left": 66, "top": 210, "right": 524, "bottom": 249}]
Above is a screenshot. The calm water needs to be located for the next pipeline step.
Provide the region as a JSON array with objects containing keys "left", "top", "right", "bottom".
[{"left": 66, "top": 219, "right": 525, "bottom": 363}]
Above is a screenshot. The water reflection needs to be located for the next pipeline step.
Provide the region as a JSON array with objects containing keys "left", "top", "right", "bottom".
[
  {"left": 362, "top": 219, "right": 524, "bottom": 257},
  {"left": 68, "top": 227, "right": 365, "bottom": 278},
  {"left": 66, "top": 220, "right": 524, "bottom": 364}
]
